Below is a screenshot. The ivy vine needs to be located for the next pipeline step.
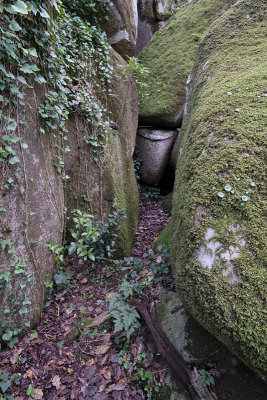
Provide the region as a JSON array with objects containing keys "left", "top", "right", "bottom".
[{"left": 0, "top": 0, "right": 114, "bottom": 348}]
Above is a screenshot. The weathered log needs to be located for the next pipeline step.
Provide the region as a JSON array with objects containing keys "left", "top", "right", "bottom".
[{"left": 131, "top": 298, "right": 218, "bottom": 400}]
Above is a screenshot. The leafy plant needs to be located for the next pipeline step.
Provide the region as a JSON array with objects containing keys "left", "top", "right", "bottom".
[
  {"left": 109, "top": 280, "right": 140, "bottom": 339},
  {"left": 68, "top": 209, "right": 99, "bottom": 262},
  {"left": 198, "top": 369, "right": 215, "bottom": 388},
  {"left": 119, "top": 57, "right": 149, "bottom": 97},
  {"left": 63, "top": 0, "right": 113, "bottom": 23},
  {"left": 0, "top": 0, "right": 114, "bottom": 347},
  {"left": 0, "top": 370, "right": 11, "bottom": 395},
  {"left": 26, "top": 384, "right": 35, "bottom": 396},
  {"left": 67, "top": 208, "right": 126, "bottom": 262},
  {"left": 143, "top": 186, "right": 162, "bottom": 200}
]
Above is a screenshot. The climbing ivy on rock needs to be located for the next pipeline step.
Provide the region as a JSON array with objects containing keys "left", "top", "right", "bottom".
[{"left": 0, "top": 0, "right": 115, "bottom": 348}]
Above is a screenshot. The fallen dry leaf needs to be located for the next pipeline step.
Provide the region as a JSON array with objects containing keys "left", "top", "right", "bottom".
[
  {"left": 10, "top": 348, "right": 24, "bottom": 365},
  {"left": 95, "top": 344, "right": 111, "bottom": 355},
  {"left": 52, "top": 375, "right": 61, "bottom": 390},
  {"left": 23, "top": 369, "right": 37, "bottom": 382},
  {"left": 30, "top": 388, "right": 43, "bottom": 399},
  {"left": 87, "top": 358, "right": 95, "bottom": 366},
  {"left": 106, "top": 382, "right": 126, "bottom": 393},
  {"left": 90, "top": 311, "right": 110, "bottom": 328}
]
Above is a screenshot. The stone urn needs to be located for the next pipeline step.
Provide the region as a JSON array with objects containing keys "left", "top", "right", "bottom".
[{"left": 135, "top": 128, "right": 176, "bottom": 185}]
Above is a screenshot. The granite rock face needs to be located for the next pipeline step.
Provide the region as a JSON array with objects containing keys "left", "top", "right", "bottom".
[
  {"left": 103, "top": 0, "right": 138, "bottom": 59},
  {"left": 0, "top": 86, "right": 64, "bottom": 336},
  {"left": 64, "top": 49, "right": 139, "bottom": 256},
  {"left": 0, "top": 46, "right": 139, "bottom": 339},
  {"left": 171, "top": 0, "right": 267, "bottom": 376}
]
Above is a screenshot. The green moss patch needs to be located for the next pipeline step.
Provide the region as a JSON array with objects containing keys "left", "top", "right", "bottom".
[
  {"left": 139, "top": 0, "right": 234, "bottom": 127},
  {"left": 171, "top": 0, "right": 267, "bottom": 376},
  {"left": 154, "top": 221, "right": 172, "bottom": 249}
]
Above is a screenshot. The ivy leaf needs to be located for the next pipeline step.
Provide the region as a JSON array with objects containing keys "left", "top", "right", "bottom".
[
  {"left": 29, "top": 47, "right": 38, "bottom": 57},
  {"left": 0, "top": 203, "right": 6, "bottom": 212},
  {"left": 21, "top": 142, "right": 28, "bottom": 148},
  {"left": 6, "top": 120, "right": 17, "bottom": 131},
  {"left": 26, "top": 384, "right": 35, "bottom": 396},
  {"left": 17, "top": 75, "right": 28, "bottom": 85},
  {"left": 29, "top": 330, "right": 38, "bottom": 340},
  {"left": 9, "top": 156, "right": 20, "bottom": 164},
  {"left": 39, "top": 7, "right": 50, "bottom": 18},
  {"left": 5, "top": 5, "right": 17, "bottom": 14},
  {"left": 27, "top": 3, "right": 33, "bottom": 11},
  {"left": 35, "top": 75, "right": 46, "bottom": 84},
  {"left": 9, "top": 19, "right": 22, "bottom": 31},
  {"left": 11, "top": 0, "right": 28, "bottom": 15},
  {"left": 0, "top": 379, "right": 11, "bottom": 393},
  {"left": 19, "top": 306, "right": 28, "bottom": 315},
  {"left": 2, "top": 330, "right": 13, "bottom": 341},
  {"left": 19, "top": 64, "right": 39, "bottom": 74},
  {"left": 23, "top": 296, "right": 31, "bottom": 305}
]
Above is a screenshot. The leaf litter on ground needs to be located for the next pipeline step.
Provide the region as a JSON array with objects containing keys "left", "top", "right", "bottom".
[{"left": 0, "top": 200, "right": 171, "bottom": 399}]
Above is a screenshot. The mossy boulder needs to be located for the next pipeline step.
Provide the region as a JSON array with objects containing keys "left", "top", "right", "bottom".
[
  {"left": 154, "top": 222, "right": 172, "bottom": 249},
  {"left": 65, "top": 49, "right": 139, "bottom": 256},
  {"left": 139, "top": 0, "right": 235, "bottom": 127},
  {"left": 162, "top": 193, "right": 173, "bottom": 215},
  {"left": 171, "top": 0, "right": 267, "bottom": 376},
  {"left": 157, "top": 290, "right": 267, "bottom": 400}
]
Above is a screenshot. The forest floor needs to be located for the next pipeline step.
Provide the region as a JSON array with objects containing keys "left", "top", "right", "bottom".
[{"left": 0, "top": 200, "right": 171, "bottom": 400}]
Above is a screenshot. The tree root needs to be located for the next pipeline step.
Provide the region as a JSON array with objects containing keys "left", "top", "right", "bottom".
[{"left": 131, "top": 298, "right": 219, "bottom": 400}]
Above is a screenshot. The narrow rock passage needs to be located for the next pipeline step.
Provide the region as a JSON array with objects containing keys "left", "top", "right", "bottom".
[
  {"left": 0, "top": 200, "right": 171, "bottom": 400},
  {"left": 132, "top": 200, "right": 170, "bottom": 258}
]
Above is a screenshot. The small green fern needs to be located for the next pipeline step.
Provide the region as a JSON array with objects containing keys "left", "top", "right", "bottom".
[{"left": 109, "top": 281, "right": 140, "bottom": 338}]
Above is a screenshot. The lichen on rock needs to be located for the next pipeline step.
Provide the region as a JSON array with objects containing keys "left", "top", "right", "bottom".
[{"left": 171, "top": 0, "right": 267, "bottom": 376}]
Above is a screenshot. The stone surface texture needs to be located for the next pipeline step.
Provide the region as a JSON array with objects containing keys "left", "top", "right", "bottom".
[
  {"left": 0, "top": 87, "right": 64, "bottom": 333},
  {"left": 103, "top": 0, "right": 138, "bottom": 58},
  {"left": 157, "top": 290, "right": 267, "bottom": 400},
  {"left": 135, "top": 128, "right": 176, "bottom": 185},
  {"left": 65, "top": 49, "right": 139, "bottom": 256},
  {"left": 171, "top": 0, "right": 267, "bottom": 376},
  {"left": 138, "top": 0, "right": 235, "bottom": 127},
  {"left": 0, "top": 48, "right": 139, "bottom": 337}
]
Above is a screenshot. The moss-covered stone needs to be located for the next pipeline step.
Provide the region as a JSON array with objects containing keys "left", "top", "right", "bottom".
[
  {"left": 157, "top": 290, "right": 267, "bottom": 400},
  {"left": 171, "top": 0, "right": 267, "bottom": 376},
  {"left": 154, "top": 221, "right": 172, "bottom": 249},
  {"left": 65, "top": 49, "right": 139, "bottom": 257},
  {"left": 162, "top": 192, "right": 173, "bottom": 215},
  {"left": 139, "top": 0, "right": 235, "bottom": 127}
]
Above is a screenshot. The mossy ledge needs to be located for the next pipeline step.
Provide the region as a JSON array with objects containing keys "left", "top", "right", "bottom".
[
  {"left": 171, "top": 0, "right": 267, "bottom": 377},
  {"left": 138, "top": 0, "right": 235, "bottom": 127}
]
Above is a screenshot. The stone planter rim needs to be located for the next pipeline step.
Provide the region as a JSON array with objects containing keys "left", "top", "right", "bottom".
[{"left": 137, "top": 129, "right": 175, "bottom": 141}]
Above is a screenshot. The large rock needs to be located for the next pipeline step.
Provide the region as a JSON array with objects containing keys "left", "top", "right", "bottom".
[
  {"left": 136, "top": 0, "right": 178, "bottom": 55},
  {"left": 63, "top": 0, "right": 138, "bottom": 59},
  {"left": 171, "top": 0, "right": 267, "bottom": 376},
  {"left": 157, "top": 290, "right": 267, "bottom": 400},
  {"left": 139, "top": 0, "right": 235, "bottom": 127},
  {"left": 0, "top": 47, "right": 139, "bottom": 343},
  {"left": 0, "top": 86, "right": 64, "bottom": 342},
  {"left": 65, "top": 49, "right": 139, "bottom": 256},
  {"left": 103, "top": 0, "right": 138, "bottom": 59}
]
